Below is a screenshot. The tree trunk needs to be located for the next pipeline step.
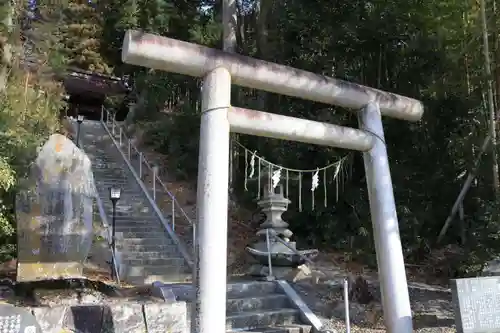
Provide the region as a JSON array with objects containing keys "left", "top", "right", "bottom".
[
  {"left": 0, "top": 0, "right": 14, "bottom": 92},
  {"left": 255, "top": 0, "right": 271, "bottom": 111},
  {"left": 223, "top": 0, "right": 238, "bottom": 193},
  {"left": 463, "top": 2, "right": 471, "bottom": 95},
  {"left": 480, "top": 0, "right": 500, "bottom": 194}
]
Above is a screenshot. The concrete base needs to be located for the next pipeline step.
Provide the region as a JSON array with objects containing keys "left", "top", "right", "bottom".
[{"left": 32, "top": 301, "right": 187, "bottom": 333}]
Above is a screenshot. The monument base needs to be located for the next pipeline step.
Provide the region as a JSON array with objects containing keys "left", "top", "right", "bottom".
[{"left": 17, "top": 262, "right": 84, "bottom": 282}]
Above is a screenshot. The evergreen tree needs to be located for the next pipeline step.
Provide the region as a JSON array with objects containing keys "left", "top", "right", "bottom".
[{"left": 59, "top": 1, "right": 110, "bottom": 73}]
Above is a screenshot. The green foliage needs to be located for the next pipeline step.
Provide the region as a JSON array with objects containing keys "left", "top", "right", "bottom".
[
  {"left": 0, "top": 0, "right": 65, "bottom": 261},
  {"left": 0, "top": 70, "right": 64, "bottom": 261}
]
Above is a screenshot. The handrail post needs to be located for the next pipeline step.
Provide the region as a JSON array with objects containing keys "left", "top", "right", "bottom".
[
  {"left": 119, "top": 127, "right": 122, "bottom": 146},
  {"left": 112, "top": 116, "right": 116, "bottom": 135},
  {"left": 172, "top": 200, "right": 176, "bottom": 230},
  {"left": 265, "top": 228, "right": 273, "bottom": 280},
  {"left": 128, "top": 141, "right": 131, "bottom": 158},
  {"left": 101, "top": 106, "right": 104, "bottom": 121},
  {"left": 344, "top": 277, "right": 351, "bottom": 333},
  {"left": 192, "top": 223, "right": 196, "bottom": 254},
  {"left": 139, "top": 152, "right": 143, "bottom": 178},
  {"left": 152, "top": 166, "right": 157, "bottom": 200}
]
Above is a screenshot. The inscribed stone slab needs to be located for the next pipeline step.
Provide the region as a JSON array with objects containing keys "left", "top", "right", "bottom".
[
  {"left": 16, "top": 134, "right": 96, "bottom": 282},
  {"left": 451, "top": 276, "right": 500, "bottom": 333}
]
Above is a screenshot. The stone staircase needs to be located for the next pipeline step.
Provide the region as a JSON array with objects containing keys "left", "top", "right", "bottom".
[
  {"left": 159, "top": 281, "right": 314, "bottom": 333},
  {"left": 77, "top": 120, "right": 190, "bottom": 285}
]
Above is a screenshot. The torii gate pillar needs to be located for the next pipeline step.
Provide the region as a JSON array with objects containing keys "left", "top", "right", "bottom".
[
  {"left": 359, "top": 103, "right": 411, "bottom": 331},
  {"left": 194, "top": 67, "right": 232, "bottom": 333}
]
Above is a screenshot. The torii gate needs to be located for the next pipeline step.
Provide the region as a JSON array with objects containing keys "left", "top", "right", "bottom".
[{"left": 122, "top": 30, "right": 423, "bottom": 333}]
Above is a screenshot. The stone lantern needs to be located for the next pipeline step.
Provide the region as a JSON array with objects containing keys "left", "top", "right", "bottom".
[{"left": 247, "top": 171, "right": 318, "bottom": 278}]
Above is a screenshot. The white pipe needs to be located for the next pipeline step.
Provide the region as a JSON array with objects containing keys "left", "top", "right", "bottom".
[
  {"left": 139, "top": 152, "right": 142, "bottom": 178},
  {"left": 265, "top": 228, "right": 273, "bottom": 279},
  {"left": 193, "top": 67, "right": 231, "bottom": 333},
  {"left": 122, "top": 30, "right": 423, "bottom": 122},
  {"left": 359, "top": 103, "right": 412, "bottom": 332},
  {"left": 344, "top": 278, "right": 350, "bottom": 333},
  {"left": 228, "top": 106, "right": 374, "bottom": 151},
  {"left": 152, "top": 166, "right": 157, "bottom": 200},
  {"left": 172, "top": 200, "right": 175, "bottom": 231}
]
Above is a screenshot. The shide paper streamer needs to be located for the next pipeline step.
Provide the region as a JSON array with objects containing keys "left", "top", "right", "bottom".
[{"left": 235, "top": 140, "right": 351, "bottom": 211}]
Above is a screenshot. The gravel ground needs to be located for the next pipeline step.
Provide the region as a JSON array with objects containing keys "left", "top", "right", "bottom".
[{"left": 292, "top": 279, "right": 456, "bottom": 332}]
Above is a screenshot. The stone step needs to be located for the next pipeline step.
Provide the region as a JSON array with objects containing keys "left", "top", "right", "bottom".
[
  {"left": 102, "top": 210, "right": 157, "bottom": 218},
  {"left": 227, "top": 325, "right": 311, "bottom": 333},
  {"left": 98, "top": 192, "right": 146, "bottom": 200},
  {"left": 112, "top": 214, "right": 163, "bottom": 221},
  {"left": 98, "top": 195, "right": 146, "bottom": 202},
  {"left": 100, "top": 200, "right": 150, "bottom": 207},
  {"left": 101, "top": 210, "right": 154, "bottom": 218},
  {"left": 101, "top": 199, "right": 152, "bottom": 207},
  {"left": 89, "top": 156, "right": 122, "bottom": 162},
  {"left": 95, "top": 178, "right": 130, "bottom": 184},
  {"left": 114, "top": 226, "right": 166, "bottom": 233},
  {"left": 116, "top": 217, "right": 165, "bottom": 228},
  {"left": 94, "top": 176, "right": 129, "bottom": 182},
  {"left": 93, "top": 168, "right": 128, "bottom": 174},
  {"left": 95, "top": 175, "right": 130, "bottom": 181},
  {"left": 123, "top": 264, "right": 187, "bottom": 279},
  {"left": 123, "top": 257, "right": 185, "bottom": 267},
  {"left": 121, "top": 243, "right": 179, "bottom": 252},
  {"left": 92, "top": 167, "right": 125, "bottom": 172},
  {"left": 101, "top": 205, "right": 153, "bottom": 214},
  {"left": 94, "top": 172, "right": 128, "bottom": 178},
  {"left": 226, "top": 309, "right": 299, "bottom": 331},
  {"left": 99, "top": 196, "right": 148, "bottom": 203},
  {"left": 226, "top": 294, "right": 290, "bottom": 314},
  {"left": 95, "top": 181, "right": 130, "bottom": 187},
  {"left": 227, "top": 281, "right": 279, "bottom": 299},
  {"left": 117, "top": 237, "right": 174, "bottom": 246},
  {"left": 113, "top": 217, "right": 162, "bottom": 224},
  {"left": 123, "top": 250, "right": 180, "bottom": 259},
  {"left": 101, "top": 202, "right": 150, "bottom": 208},
  {"left": 93, "top": 173, "right": 129, "bottom": 179},
  {"left": 124, "top": 271, "right": 191, "bottom": 285},
  {"left": 92, "top": 164, "right": 127, "bottom": 169},
  {"left": 98, "top": 189, "right": 143, "bottom": 195},
  {"left": 122, "top": 231, "right": 171, "bottom": 238}
]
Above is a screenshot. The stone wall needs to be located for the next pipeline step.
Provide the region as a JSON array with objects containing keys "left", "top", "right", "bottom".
[{"left": 31, "top": 301, "right": 187, "bottom": 333}]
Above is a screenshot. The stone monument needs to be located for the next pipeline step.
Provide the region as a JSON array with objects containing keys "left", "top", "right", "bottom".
[
  {"left": 246, "top": 174, "right": 318, "bottom": 279},
  {"left": 451, "top": 276, "right": 500, "bottom": 333},
  {"left": 16, "top": 134, "right": 96, "bottom": 282},
  {"left": 0, "top": 304, "right": 42, "bottom": 333}
]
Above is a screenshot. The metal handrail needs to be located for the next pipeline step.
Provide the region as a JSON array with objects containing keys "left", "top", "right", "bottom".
[{"left": 100, "top": 107, "right": 196, "bottom": 256}]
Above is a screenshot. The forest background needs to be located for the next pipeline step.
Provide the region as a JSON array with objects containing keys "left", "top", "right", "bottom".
[{"left": 1, "top": 0, "right": 499, "bottom": 278}]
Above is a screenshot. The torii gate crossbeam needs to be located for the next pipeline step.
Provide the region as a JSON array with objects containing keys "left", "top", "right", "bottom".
[{"left": 122, "top": 30, "right": 423, "bottom": 333}]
